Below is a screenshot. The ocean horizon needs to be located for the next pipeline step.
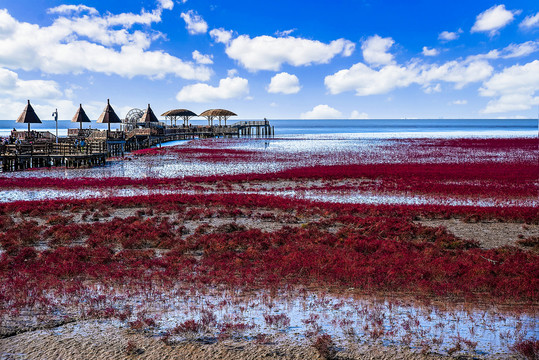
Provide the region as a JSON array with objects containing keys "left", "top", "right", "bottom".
[{"left": 1, "top": 118, "right": 537, "bottom": 139}]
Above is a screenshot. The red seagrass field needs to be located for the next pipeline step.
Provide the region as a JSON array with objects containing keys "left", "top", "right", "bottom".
[{"left": 0, "top": 137, "right": 538, "bottom": 359}]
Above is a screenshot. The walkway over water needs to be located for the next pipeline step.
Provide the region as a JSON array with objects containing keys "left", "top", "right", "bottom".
[{"left": 0, "top": 121, "right": 274, "bottom": 172}]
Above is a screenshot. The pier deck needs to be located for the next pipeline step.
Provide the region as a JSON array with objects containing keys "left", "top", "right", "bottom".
[{"left": 1, "top": 121, "right": 273, "bottom": 172}]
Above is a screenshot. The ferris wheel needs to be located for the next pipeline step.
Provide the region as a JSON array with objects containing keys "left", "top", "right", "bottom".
[{"left": 123, "top": 108, "right": 144, "bottom": 131}]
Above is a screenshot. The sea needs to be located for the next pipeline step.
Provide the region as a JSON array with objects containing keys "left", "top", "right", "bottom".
[{"left": 0, "top": 118, "right": 537, "bottom": 139}]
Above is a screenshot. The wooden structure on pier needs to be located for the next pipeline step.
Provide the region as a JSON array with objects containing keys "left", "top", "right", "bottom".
[
  {"left": 0, "top": 142, "right": 107, "bottom": 172},
  {"left": 96, "top": 99, "right": 125, "bottom": 157},
  {"left": 16, "top": 100, "right": 41, "bottom": 133},
  {"left": 200, "top": 109, "right": 237, "bottom": 126},
  {"left": 1, "top": 100, "right": 275, "bottom": 172},
  {"left": 161, "top": 109, "right": 197, "bottom": 127},
  {"left": 72, "top": 104, "right": 91, "bottom": 130},
  {"left": 233, "top": 120, "right": 273, "bottom": 137}
]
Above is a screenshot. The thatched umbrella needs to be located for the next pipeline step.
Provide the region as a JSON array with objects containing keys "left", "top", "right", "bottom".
[
  {"left": 97, "top": 99, "right": 121, "bottom": 134},
  {"left": 199, "top": 109, "right": 237, "bottom": 126},
  {"left": 161, "top": 109, "right": 197, "bottom": 126},
  {"left": 16, "top": 100, "right": 42, "bottom": 133},
  {"left": 141, "top": 104, "right": 159, "bottom": 125},
  {"left": 71, "top": 104, "right": 91, "bottom": 130}
]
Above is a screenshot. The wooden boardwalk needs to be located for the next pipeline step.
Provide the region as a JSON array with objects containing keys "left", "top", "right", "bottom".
[{"left": 1, "top": 121, "right": 274, "bottom": 172}]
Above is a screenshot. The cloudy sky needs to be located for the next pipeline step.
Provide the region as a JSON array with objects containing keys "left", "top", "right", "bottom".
[{"left": 0, "top": 0, "right": 537, "bottom": 120}]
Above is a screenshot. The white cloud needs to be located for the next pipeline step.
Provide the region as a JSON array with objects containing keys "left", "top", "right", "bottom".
[
  {"left": 220, "top": 33, "right": 355, "bottom": 71},
  {"left": 267, "top": 72, "right": 301, "bottom": 94},
  {"left": 350, "top": 110, "right": 369, "bottom": 119},
  {"left": 520, "top": 12, "right": 539, "bottom": 29},
  {"left": 361, "top": 35, "right": 395, "bottom": 66},
  {"left": 157, "top": 0, "right": 174, "bottom": 10},
  {"left": 422, "top": 46, "right": 439, "bottom": 56},
  {"left": 471, "top": 5, "right": 521, "bottom": 35},
  {"left": 227, "top": 69, "right": 239, "bottom": 77},
  {"left": 479, "top": 60, "right": 539, "bottom": 113},
  {"left": 467, "top": 41, "right": 539, "bottom": 62},
  {"left": 210, "top": 28, "right": 233, "bottom": 44},
  {"left": 0, "top": 67, "right": 62, "bottom": 99},
  {"left": 176, "top": 76, "right": 249, "bottom": 102},
  {"left": 438, "top": 30, "right": 461, "bottom": 41},
  {"left": 0, "top": 8, "right": 210, "bottom": 80},
  {"left": 275, "top": 29, "right": 296, "bottom": 37},
  {"left": 47, "top": 5, "right": 98, "bottom": 15},
  {"left": 325, "top": 63, "right": 418, "bottom": 96},
  {"left": 192, "top": 50, "right": 213, "bottom": 64},
  {"left": 180, "top": 10, "right": 208, "bottom": 35},
  {"left": 501, "top": 41, "right": 539, "bottom": 58},
  {"left": 325, "top": 59, "right": 492, "bottom": 95},
  {"left": 300, "top": 105, "right": 342, "bottom": 119},
  {"left": 419, "top": 60, "right": 493, "bottom": 89},
  {"left": 423, "top": 83, "right": 441, "bottom": 94},
  {"left": 452, "top": 99, "right": 468, "bottom": 105}
]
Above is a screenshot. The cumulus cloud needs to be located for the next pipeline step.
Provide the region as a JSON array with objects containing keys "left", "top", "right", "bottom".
[
  {"left": 361, "top": 35, "right": 395, "bottom": 66},
  {"left": 215, "top": 32, "right": 355, "bottom": 71},
  {"left": 479, "top": 60, "right": 539, "bottom": 113},
  {"left": 47, "top": 5, "right": 98, "bottom": 15},
  {"left": 419, "top": 60, "right": 493, "bottom": 89},
  {"left": 422, "top": 47, "right": 439, "bottom": 56},
  {"left": 300, "top": 104, "right": 342, "bottom": 119},
  {"left": 452, "top": 99, "right": 468, "bottom": 105},
  {"left": 325, "top": 58, "right": 493, "bottom": 96},
  {"left": 0, "top": 8, "right": 210, "bottom": 80},
  {"left": 267, "top": 72, "right": 301, "bottom": 94},
  {"left": 519, "top": 12, "right": 539, "bottom": 29},
  {"left": 180, "top": 10, "right": 208, "bottom": 35},
  {"left": 325, "top": 63, "right": 417, "bottom": 96},
  {"left": 350, "top": 110, "right": 369, "bottom": 119},
  {"left": 157, "top": 0, "right": 174, "bottom": 10},
  {"left": 176, "top": 75, "right": 249, "bottom": 102},
  {"left": 192, "top": 50, "right": 213, "bottom": 64},
  {"left": 471, "top": 5, "right": 521, "bottom": 35},
  {"left": 438, "top": 30, "right": 461, "bottom": 41},
  {"left": 0, "top": 67, "right": 62, "bottom": 99},
  {"left": 210, "top": 28, "right": 233, "bottom": 44}
]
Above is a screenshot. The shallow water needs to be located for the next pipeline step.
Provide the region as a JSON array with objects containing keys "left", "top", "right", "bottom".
[
  {"left": 1, "top": 137, "right": 536, "bottom": 206},
  {"left": 31, "top": 286, "right": 537, "bottom": 356}
]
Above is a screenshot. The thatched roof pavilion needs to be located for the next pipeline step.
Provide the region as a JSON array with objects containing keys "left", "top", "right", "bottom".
[
  {"left": 16, "top": 100, "right": 42, "bottom": 132},
  {"left": 97, "top": 99, "right": 121, "bottom": 133},
  {"left": 141, "top": 104, "right": 159, "bottom": 124},
  {"left": 161, "top": 109, "right": 197, "bottom": 126},
  {"left": 199, "top": 109, "right": 237, "bottom": 126},
  {"left": 71, "top": 104, "right": 91, "bottom": 130}
]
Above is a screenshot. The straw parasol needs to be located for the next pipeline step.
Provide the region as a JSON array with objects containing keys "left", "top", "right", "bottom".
[
  {"left": 199, "top": 109, "right": 237, "bottom": 126},
  {"left": 16, "top": 100, "right": 42, "bottom": 132},
  {"left": 71, "top": 104, "right": 91, "bottom": 130},
  {"left": 141, "top": 104, "right": 159, "bottom": 124},
  {"left": 97, "top": 99, "right": 121, "bottom": 133},
  {"left": 161, "top": 109, "right": 197, "bottom": 126}
]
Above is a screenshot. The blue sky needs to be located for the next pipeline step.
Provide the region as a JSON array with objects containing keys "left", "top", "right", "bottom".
[{"left": 0, "top": 0, "right": 537, "bottom": 120}]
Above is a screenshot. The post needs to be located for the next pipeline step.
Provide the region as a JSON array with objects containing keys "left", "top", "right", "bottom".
[{"left": 52, "top": 108, "right": 58, "bottom": 144}]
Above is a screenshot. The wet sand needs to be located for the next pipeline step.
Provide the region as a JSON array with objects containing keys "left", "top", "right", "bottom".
[{"left": 0, "top": 320, "right": 520, "bottom": 360}]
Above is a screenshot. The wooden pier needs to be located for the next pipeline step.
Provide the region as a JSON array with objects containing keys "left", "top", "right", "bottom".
[
  {"left": 0, "top": 142, "right": 107, "bottom": 172},
  {"left": 1, "top": 120, "right": 273, "bottom": 172}
]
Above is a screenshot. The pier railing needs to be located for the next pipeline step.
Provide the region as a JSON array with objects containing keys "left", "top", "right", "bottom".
[
  {"left": 88, "top": 130, "right": 125, "bottom": 140},
  {"left": 0, "top": 142, "right": 106, "bottom": 156}
]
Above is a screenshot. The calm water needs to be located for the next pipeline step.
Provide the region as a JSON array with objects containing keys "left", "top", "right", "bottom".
[{"left": 1, "top": 118, "right": 537, "bottom": 138}]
